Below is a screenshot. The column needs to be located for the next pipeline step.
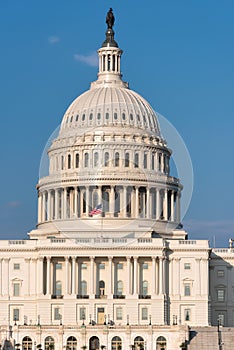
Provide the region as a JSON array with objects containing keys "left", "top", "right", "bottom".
[
  {"left": 135, "top": 187, "right": 139, "bottom": 218},
  {"left": 152, "top": 257, "right": 156, "bottom": 295},
  {"left": 163, "top": 189, "right": 168, "bottom": 221},
  {"left": 46, "top": 257, "right": 51, "bottom": 295},
  {"left": 146, "top": 187, "right": 150, "bottom": 219},
  {"left": 161, "top": 154, "right": 165, "bottom": 173},
  {"left": 156, "top": 189, "right": 160, "bottom": 220},
  {"left": 24, "top": 258, "right": 31, "bottom": 296},
  {"left": 126, "top": 257, "right": 131, "bottom": 295},
  {"left": 72, "top": 257, "right": 76, "bottom": 294},
  {"left": 63, "top": 187, "right": 67, "bottom": 219},
  {"left": 2, "top": 258, "right": 9, "bottom": 296},
  {"left": 37, "top": 257, "right": 44, "bottom": 295},
  {"left": 90, "top": 257, "right": 95, "bottom": 296},
  {"left": 133, "top": 257, "right": 138, "bottom": 295},
  {"left": 110, "top": 186, "right": 115, "bottom": 216},
  {"left": 38, "top": 193, "right": 42, "bottom": 223},
  {"left": 108, "top": 257, "right": 112, "bottom": 296},
  {"left": 74, "top": 187, "right": 78, "bottom": 218},
  {"left": 47, "top": 191, "right": 51, "bottom": 220},
  {"left": 195, "top": 258, "right": 201, "bottom": 296},
  {"left": 0, "top": 259, "right": 2, "bottom": 296},
  {"left": 65, "top": 257, "right": 70, "bottom": 295},
  {"left": 155, "top": 152, "right": 158, "bottom": 172},
  {"left": 176, "top": 192, "right": 181, "bottom": 222},
  {"left": 123, "top": 186, "right": 127, "bottom": 217},
  {"left": 159, "top": 257, "right": 163, "bottom": 294},
  {"left": 42, "top": 192, "right": 46, "bottom": 222},
  {"left": 85, "top": 186, "right": 90, "bottom": 217},
  {"left": 170, "top": 190, "right": 174, "bottom": 221},
  {"left": 54, "top": 188, "right": 59, "bottom": 220}
]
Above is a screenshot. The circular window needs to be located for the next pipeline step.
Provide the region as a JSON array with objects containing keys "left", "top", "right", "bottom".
[
  {"left": 97, "top": 113, "right": 101, "bottom": 120},
  {"left": 82, "top": 114, "right": 85, "bottom": 121}
]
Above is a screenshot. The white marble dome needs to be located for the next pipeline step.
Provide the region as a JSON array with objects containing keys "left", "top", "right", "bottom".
[{"left": 59, "top": 86, "right": 161, "bottom": 137}]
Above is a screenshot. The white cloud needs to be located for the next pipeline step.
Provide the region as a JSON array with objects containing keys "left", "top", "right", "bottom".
[
  {"left": 7, "top": 201, "right": 21, "bottom": 208},
  {"left": 74, "top": 52, "right": 98, "bottom": 67},
  {"left": 48, "top": 36, "right": 60, "bottom": 44}
]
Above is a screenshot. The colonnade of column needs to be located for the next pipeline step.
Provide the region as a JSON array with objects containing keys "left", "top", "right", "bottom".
[
  {"left": 38, "top": 186, "right": 181, "bottom": 224},
  {"left": 39, "top": 256, "right": 166, "bottom": 298}
]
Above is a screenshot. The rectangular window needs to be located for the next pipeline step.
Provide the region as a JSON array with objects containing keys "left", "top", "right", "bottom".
[
  {"left": 141, "top": 307, "right": 148, "bottom": 320},
  {"left": 125, "top": 153, "right": 129, "bottom": 167},
  {"left": 54, "top": 307, "right": 61, "bottom": 320},
  {"left": 117, "top": 263, "right": 123, "bottom": 269},
  {"left": 134, "top": 153, "right": 139, "bottom": 168},
  {"left": 13, "top": 308, "right": 19, "bottom": 321},
  {"left": 79, "top": 307, "right": 86, "bottom": 320},
  {"left": 142, "top": 263, "right": 148, "bottom": 270},
  {"left": 217, "top": 289, "right": 225, "bottom": 302},
  {"left": 14, "top": 263, "right": 20, "bottom": 270},
  {"left": 217, "top": 270, "right": 224, "bottom": 277},
  {"left": 56, "top": 263, "right": 62, "bottom": 270},
  {"left": 116, "top": 307, "right": 123, "bottom": 320},
  {"left": 13, "top": 283, "right": 20, "bottom": 296},
  {"left": 184, "top": 308, "right": 190, "bottom": 321},
  {"left": 144, "top": 154, "right": 147, "bottom": 169},
  {"left": 99, "top": 263, "right": 105, "bottom": 269},
  {"left": 81, "top": 263, "right": 87, "bottom": 269},
  {"left": 184, "top": 284, "right": 191, "bottom": 296},
  {"left": 184, "top": 263, "right": 191, "bottom": 270},
  {"left": 151, "top": 154, "right": 155, "bottom": 170}
]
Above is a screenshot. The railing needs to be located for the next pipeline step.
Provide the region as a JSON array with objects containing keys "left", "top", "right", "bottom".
[
  {"left": 95, "top": 294, "right": 107, "bottom": 299},
  {"left": 51, "top": 295, "right": 64, "bottom": 299},
  {"left": 138, "top": 294, "right": 151, "bottom": 299},
  {"left": 113, "top": 295, "right": 125, "bottom": 299},
  {"left": 76, "top": 294, "right": 89, "bottom": 299}
]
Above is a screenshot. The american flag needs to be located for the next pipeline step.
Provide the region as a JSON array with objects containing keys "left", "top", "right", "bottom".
[{"left": 89, "top": 204, "right": 103, "bottom": 216}]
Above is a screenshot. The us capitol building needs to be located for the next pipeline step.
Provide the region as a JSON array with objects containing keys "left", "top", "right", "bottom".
[{"left": 1, "top": 9, "right": 234, "bottom": 350}]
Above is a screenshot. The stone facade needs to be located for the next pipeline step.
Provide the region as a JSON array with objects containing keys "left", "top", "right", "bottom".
[{"left": 1, "top": 10, "right": 234, "bottom": 350}]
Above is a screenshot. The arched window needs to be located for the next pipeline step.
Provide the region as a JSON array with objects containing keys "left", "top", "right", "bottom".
[
  {"left": 89, "top": 113, "right": 93, "bottom": 120},
  {"left": 75, "top": 154, "right": 79, "bottom": 168},
  {"left": 82, "top": 114, "right": 85, "bottom": 121},
  {"left": 130, "top": 113, "right": 134, "bottom": 121},
  {"left": 122, "top": 113, "right": 126, "bottom": 120},
  {"left": 22, "top": 337, "right": 32, "bottom": 350},
  {"left": 104, "top": 152, "right": 109, "bottom": 167},
  {"left": 89, "top": 337, "right": 99, "bottom": 350},
  {"left": 99, "top": 280, "right": 105, "bottom": 295},
  {"left": 107, "top": 54, "right": 111, "bottom": 71},
  {"left": 117, "top": 280, "right": 123, "bottom": 295},
  {"left": 156, "top": 336, "right": 166, "bottom": 350},
  {"left": 81, "top": 280, "right": 87, "bottom": 295},
  {"left": 55, "top": 281, "right": 62, "bottom": 296},
  {"left": 125, "top": 153, "right": 129, "bottom": 167},
  {"left": 76, "top": 114, "right": 79, "bottom": 121},
  {"left": 134, "top": 336, "right": 145, "bottom": 350},
  {"left": 106, "top": 112, "right": 109, "bottom": 120},
  {"left": 158, "top": 153, "right": 162, "bottom": 171},
  {"left": 111, "top": 336, "right": 122, "bottom": 350},
  {"left": 94, "top": 152, "right": 99, "bottom": 167},
  {"left": 114, "top": 112, "right": 118, "bottom": 120},
  {"left": 142, "top": 280, "right": 148, "bottom": 295},
  {"left": 68, "top": 154, "right": 71, "bottom": 169},
  {"left": 97, "top": 112, "right": 101, "bottom": 120},
  {"left": 134, "top": 153, "right": 139, "bottom": 168},
  {"left": 84, "top": 153, "right": 89, "bottom": 167},
  {"left": 115, "top": 152, "right": 119, "bottom": 167},
  {"left": 66, "top": 336, "right": 77, "bottom": 350},
  {"left": 44, "top": 336, "right": 55, "bottom": 350}
]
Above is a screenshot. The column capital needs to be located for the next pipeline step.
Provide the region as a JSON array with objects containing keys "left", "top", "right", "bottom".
[
  {"left": 24, "top": 258, "right": 31, "bottom": 263},
  {"left": 126, "top": 256, "right": 132, "bottom": 261},
  {"left": 46, "top": 256, "right": 51, "bottom": 261},
  {"left": 108, "top": 256, "right": 113, "bottom": 261},
  {"left": 133, "top": 256, "right": 138, "bottom": 261},
  {"left": 90, "top": 256, "right": 95, "bottom": 261}
]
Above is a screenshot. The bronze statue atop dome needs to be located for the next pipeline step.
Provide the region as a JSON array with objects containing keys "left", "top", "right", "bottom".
[{"left": 106, "top": 8, "right": 115, "bottom": 29}]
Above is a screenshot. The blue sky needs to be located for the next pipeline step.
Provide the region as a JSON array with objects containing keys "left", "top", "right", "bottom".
[{"left": 0, "top": 1, "right": 233, "bottom": 246}]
